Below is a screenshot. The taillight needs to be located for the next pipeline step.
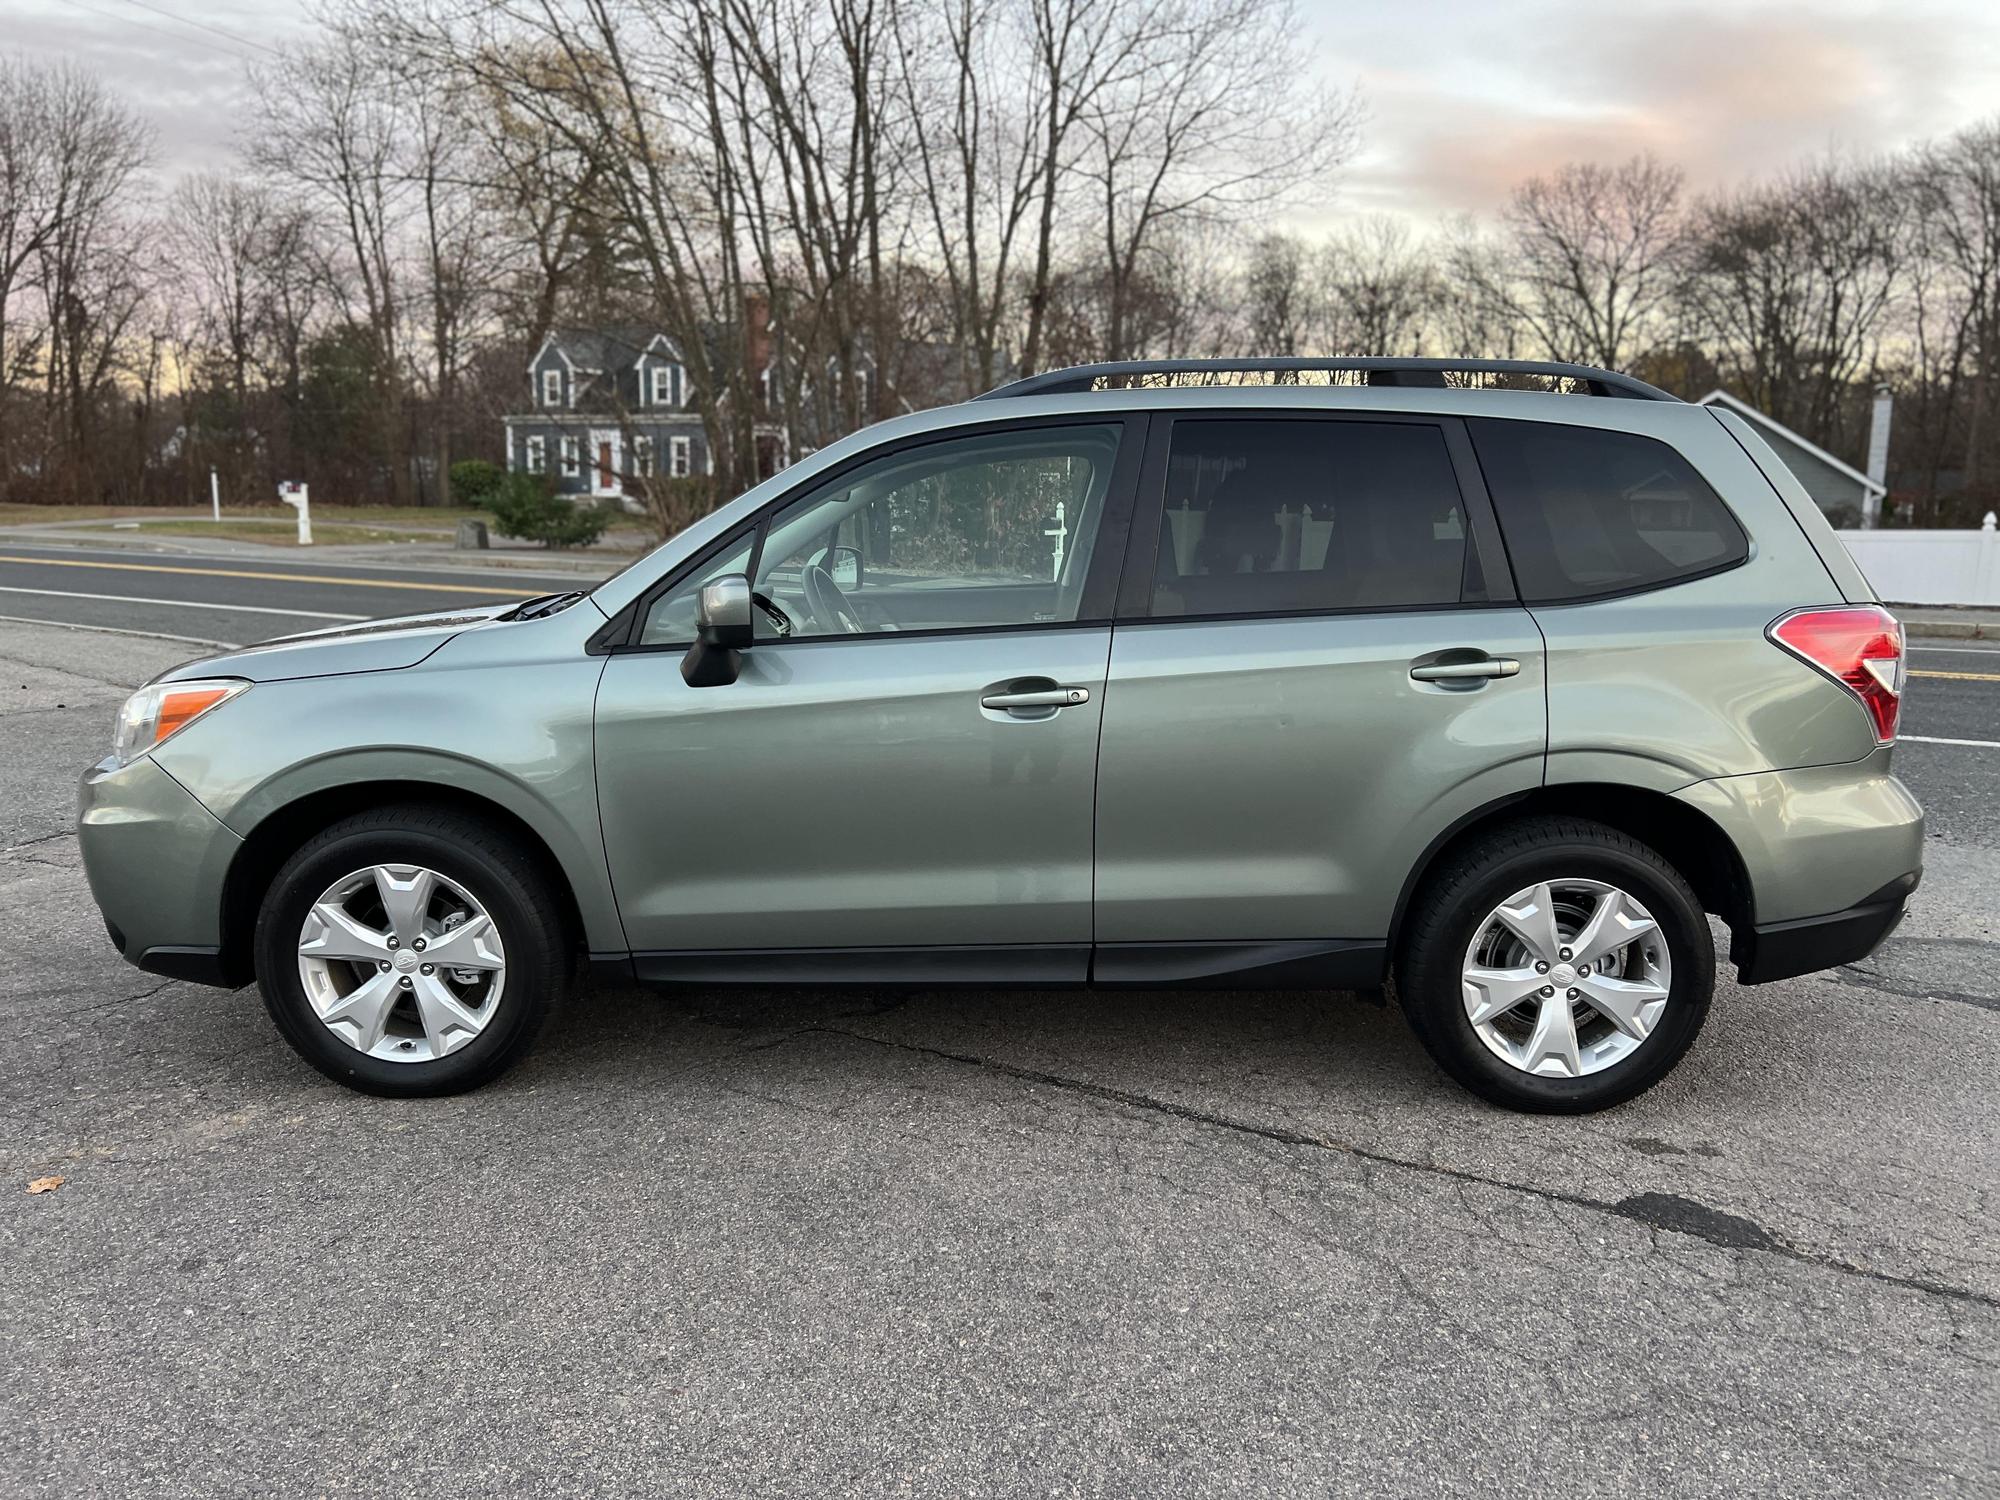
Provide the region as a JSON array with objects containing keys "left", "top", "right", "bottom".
[{"left": 1767, "top": 606, "right": 1905, "bottom": 744}]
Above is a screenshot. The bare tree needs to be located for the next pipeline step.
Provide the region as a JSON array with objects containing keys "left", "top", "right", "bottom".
[
  {"left": 1077, "top": 0, "right": 1360, "bottom": 362},
  {"left": 1318, "top": 215, "right": 1440, "bottom": 356},
  {"left": 1686, "top": 157, "right": 1907, "bottom": 451},
  {"left": 1453, "top": 154, "right": 1686, "bottom": 370},
  {"left": 251, "top": 27, "right": 413, "bottom": 500}
]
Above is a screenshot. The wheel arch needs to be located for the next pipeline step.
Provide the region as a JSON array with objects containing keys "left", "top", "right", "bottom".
[
  {"left": 1387, "top": 783, "right": 1753, "bottom": 960},
  {"left": 216, "top": 779, "right": 599, "bottom": 988}
]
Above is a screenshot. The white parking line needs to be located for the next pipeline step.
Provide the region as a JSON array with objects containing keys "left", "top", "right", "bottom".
[
  {"left": 1901, "top": 735, "right": 2000, "bottom": 749},
  {"left": 0, "top": 586, "right": 363, "bottom": 621}
]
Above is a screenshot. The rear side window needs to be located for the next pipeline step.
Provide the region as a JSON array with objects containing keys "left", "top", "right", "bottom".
[
  {"left": 1467, "top": 418, "right": 1748, "bottom": 603},
  {"left": 1151, "top": 419, "right": 1472, "bottom": 618}
]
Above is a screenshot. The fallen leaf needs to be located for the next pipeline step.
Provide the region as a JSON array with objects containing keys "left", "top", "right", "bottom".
[{"left": 26, "top": 1175, "right": 64, "bottom": 1195}]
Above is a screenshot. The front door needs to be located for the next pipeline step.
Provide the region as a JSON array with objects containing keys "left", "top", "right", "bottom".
[
  {"left": 1092, "top": 413, "right": 1546, "bottom": 962},
  {"left": 595, "top": 418, "right": 1142, "bottom": 974},
  {"left": 591, "top": 430, "right": 620, "bottom": 496}
]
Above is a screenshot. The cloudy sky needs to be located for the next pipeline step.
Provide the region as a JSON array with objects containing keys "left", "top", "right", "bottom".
[{"left": 8, "top": 0, "right": 2000, "bottom": 225}]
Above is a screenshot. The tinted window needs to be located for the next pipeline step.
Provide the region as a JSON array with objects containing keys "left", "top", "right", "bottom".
[
  {"left": 1150, "top": 419, "right": 1471, "bottom": 617},
  {"left": 1467, "top": 418, "right": 1748, "bottom": 602}
]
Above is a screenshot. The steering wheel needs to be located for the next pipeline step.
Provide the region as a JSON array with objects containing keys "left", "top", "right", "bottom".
[{"left": 802, "top": 562, "right": 865, "bottom": 635}]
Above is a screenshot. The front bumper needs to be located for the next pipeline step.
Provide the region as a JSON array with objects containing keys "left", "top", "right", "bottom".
[
  {"left": 1731, "top": 871, "right": 1918, "bottom": 985},
  {"left": 78, "top": 754, "right": 243, "bottom": 988}
]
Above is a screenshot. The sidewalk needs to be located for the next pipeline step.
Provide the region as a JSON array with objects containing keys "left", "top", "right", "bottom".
[{"left": 1894, "top": 606, "right": 2000, "bottom": 641}]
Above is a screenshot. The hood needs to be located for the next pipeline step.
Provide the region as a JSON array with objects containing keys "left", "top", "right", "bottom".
[{"left": 158, "top": 602, "right": 518, "bottom": 684}]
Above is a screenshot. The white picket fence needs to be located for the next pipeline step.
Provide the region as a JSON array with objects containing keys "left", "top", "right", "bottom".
[{"left": 1837, "top": 513, "right": 2000, "bottom": 607}]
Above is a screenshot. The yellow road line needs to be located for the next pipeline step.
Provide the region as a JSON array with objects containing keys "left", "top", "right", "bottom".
[
  {"left": 1910, "top": 668, "right": 2000, "bottom": 683},
  {"left": 0, "top": 554, "right": 540, "bottom": 597}
]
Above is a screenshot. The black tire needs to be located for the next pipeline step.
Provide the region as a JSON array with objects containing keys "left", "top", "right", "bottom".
[
  {"left": 1395, "top": 816, "right": 1714, "bottom": 1114},
  {"left": 253, "top": 805, "right": 566, "bottom": 1097}
]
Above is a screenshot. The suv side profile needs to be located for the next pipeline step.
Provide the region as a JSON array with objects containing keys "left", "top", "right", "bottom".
[{"left": 78, "top": 358, "right": 1922, "bottom": 1113}]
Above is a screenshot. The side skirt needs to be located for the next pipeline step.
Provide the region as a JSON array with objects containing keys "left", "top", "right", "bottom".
[{"left": 619, "top": 940, "right": 1388, "bottom": 992}]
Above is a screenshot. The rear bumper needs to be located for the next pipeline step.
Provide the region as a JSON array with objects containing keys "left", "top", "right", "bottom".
[{"left": 1731, "top": 872, "right": 1918, "bottom": 985}]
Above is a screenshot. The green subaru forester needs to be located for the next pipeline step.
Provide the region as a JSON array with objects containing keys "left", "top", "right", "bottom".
[{"left": 79, "top": 359, "right": 1923, "bottom": 1112}]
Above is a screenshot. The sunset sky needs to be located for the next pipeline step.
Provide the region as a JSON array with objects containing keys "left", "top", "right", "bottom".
[{"left": 8, "top": 0, "right": 2000, "bottom": 227}]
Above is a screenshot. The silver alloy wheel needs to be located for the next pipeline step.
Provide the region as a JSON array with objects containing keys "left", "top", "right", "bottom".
[
  {"left": 1460, "top": 878, "right": 1671, "bottom": 1078},
  {"left": 296, "top": 864, "right": 506, "bottom": 1064}
]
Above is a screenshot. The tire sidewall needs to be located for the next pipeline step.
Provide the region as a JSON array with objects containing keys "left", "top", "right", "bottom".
[
  {"left": 254, "top": 823, "right": 556, "bottom": 1096},
  {"left": 1407, "top": 835, "right": 1714, "bottom": 1113}
]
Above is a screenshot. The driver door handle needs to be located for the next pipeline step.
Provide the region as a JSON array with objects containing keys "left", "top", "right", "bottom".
[
  {"left": 1409, "top": 657, "right": 1519, "bottom": 682},
  {"left": 980, "top": 686, "right": 1090, "bottom": 709}
]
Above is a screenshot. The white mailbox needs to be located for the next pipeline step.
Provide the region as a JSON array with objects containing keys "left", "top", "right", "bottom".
[{"left": 277, "top": 482, "right": 311, "bottom": 545}]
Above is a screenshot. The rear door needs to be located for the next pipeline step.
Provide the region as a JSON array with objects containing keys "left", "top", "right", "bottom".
[{"left": 1092, "top": 412, "right": 1546, "bottom": 977}]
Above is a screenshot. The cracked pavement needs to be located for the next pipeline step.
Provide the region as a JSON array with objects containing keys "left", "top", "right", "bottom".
[{"left": 2, "top": 620, "right": 1996, "bottom": 1497}]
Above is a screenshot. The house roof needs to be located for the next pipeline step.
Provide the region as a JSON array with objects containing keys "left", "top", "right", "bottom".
[
  {"left": 1695, "top": 389, "right": 1885, "bottom": 500},
  {"left": 534, "top": 327, "right": 673, "bottom": 373}
]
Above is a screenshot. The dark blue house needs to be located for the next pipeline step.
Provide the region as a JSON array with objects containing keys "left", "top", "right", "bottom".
[{"left": 504, "top": 328, "right": 712, "bottom": 507}]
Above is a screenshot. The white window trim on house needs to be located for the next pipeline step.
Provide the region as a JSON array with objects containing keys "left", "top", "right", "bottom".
[
  {"left": 559, "top": 435, "right": 581, "bottom": 478},
  {"left": 650, "top": 363, "right": 684, "bottom": 408},
  {"left": 633, "top": 435, "right": 655, "bottom": 478},
  {"left": 541, "top": 367, "right": 562, "bottom": 407},
  {"left": 669, "top": 435, "right": 691, "bottom": 479},
  {"left": 525, "top": 434, "right": 546, "bottom": 475}
]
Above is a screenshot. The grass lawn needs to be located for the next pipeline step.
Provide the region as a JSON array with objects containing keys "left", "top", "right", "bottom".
[{"left": 134, "top": 520, "right": 451, "bottom": 547}]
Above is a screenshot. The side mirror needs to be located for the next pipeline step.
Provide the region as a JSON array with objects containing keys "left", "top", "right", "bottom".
[
  {"left": 681, "top": 574, "right": 753, "bottom": 687},
  {"left": 828, "top": 545, "right": 862, "bottom": 592}
]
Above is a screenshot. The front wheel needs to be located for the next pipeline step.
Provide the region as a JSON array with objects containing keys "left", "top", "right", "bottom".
[
  {"left": 253, "top": 806, "right": 566, "bottom": 1097},
  {"left": 1395, "top": 817, "right": 1714, "bottom": 1113}
]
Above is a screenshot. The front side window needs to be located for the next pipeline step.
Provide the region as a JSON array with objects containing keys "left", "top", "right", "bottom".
[
  {"left": 669, "top": 436, "right": 691, "bottom": 478},
  {"left": 632, "top": 436, "right": 654, "bottom": 478},
  {"left": 1467, "top": 419, "right": 1749, "bottom": 602},
  {"left": 541, "top": 367, "right": 562, "bottom": 407},
  {"left": 1151, "top": 419, "right": 1471, "bottom": 618},
  {"left": 524, "top": 435, "right": 545, "bottom": 475},
  {"left": 559, "top": 436, "right": 581, "bottom": 478},
  {"left": 638, "top": 423, "right": 1122, "bottom": 645}
]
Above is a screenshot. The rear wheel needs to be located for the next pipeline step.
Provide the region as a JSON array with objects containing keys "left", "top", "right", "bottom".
[
  {"left": 1396, "top": 817, "right": 1714, "bottom": 1113},
  {"left": 253, "top": 806, "right": 565, "bottom": 1097}
]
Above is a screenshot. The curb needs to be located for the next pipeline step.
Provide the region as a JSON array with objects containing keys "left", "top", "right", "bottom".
[{"left": 1900, "top": 620, "right": 1995, "bottom": 641}]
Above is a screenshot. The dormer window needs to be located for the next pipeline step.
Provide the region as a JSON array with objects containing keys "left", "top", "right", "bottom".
[
  {"left": 650, "top": 362, "right": 680, "bottom": 408},
  {"left": 856, "top": 365, "right": 874, "bottom": 417},
  {"left": 541, "top": 367, "right": 562, "bottom": 407}
]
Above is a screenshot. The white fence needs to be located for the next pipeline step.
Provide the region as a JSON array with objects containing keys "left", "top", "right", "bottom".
[{"left": 1836, "top": 513, "right": 2000, "bottom": 607}]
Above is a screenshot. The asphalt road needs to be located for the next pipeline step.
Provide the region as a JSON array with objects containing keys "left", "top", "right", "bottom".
[
  {"left": 1, "top": 555, "right": 1996, "bottom": 1497},
  {"left": 0, "top": 541, "right": 581, "bottom": 643}
]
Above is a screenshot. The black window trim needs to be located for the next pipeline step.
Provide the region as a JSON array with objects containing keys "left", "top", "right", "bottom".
[
  {"left": 1461, "top": 415, "right": 1753, "bottom": 607},
  {"left": 1112, "top": 408, "right": 1519, "bottom": 626},
  {"left": 601, "top": 411, "right": 1153, "bottom": 654}
]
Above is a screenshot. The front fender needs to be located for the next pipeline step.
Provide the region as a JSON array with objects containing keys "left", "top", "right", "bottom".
[{"left": 152, "top": 639, "right": 623, "bottom": 952}]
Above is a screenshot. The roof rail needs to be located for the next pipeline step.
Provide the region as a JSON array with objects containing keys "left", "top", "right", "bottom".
[{"left": 974, "top": 357, "right": 1681, "bottom": 403}]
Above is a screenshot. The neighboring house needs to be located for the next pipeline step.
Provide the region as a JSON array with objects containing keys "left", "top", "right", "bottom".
[
  {"left": 505, "top": 320, "right": 1000, "bottom": 504},
  {"left": 1696, "top": 389, "right": 1884, "bottom": 525},
  {"left": 504, "top": 328, "right": 713, "bottom": 507}
]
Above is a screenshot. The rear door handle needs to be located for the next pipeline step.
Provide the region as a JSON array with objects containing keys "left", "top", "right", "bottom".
[
  {"left": 980, "top": 686, "right": 1091, "bottom": 709},
  {"left": 1410, "top": 658, "right": 1520, "bottom": 682}
]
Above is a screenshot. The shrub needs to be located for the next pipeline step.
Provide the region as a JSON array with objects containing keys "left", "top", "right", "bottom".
[
  {"left": 449, "top": 459, "right": 506, "bottom": 508},
  {"left": 483, "top": 473, "right": 614, "bottom": 549}
]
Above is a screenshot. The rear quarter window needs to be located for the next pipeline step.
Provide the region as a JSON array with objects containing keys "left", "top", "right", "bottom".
[{"left": 1467, "top": 418, "right": 1748, "bottom": 603}]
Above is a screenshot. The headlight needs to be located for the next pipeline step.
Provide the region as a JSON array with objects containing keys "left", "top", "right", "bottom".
[{"left": 112, "top": 679, "right": 249, "bottom": 767}]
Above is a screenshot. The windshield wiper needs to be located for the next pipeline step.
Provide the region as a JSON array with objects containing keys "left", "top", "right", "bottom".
[{"left": 506, "top": 589, "right": 588, "bottom": 621}]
